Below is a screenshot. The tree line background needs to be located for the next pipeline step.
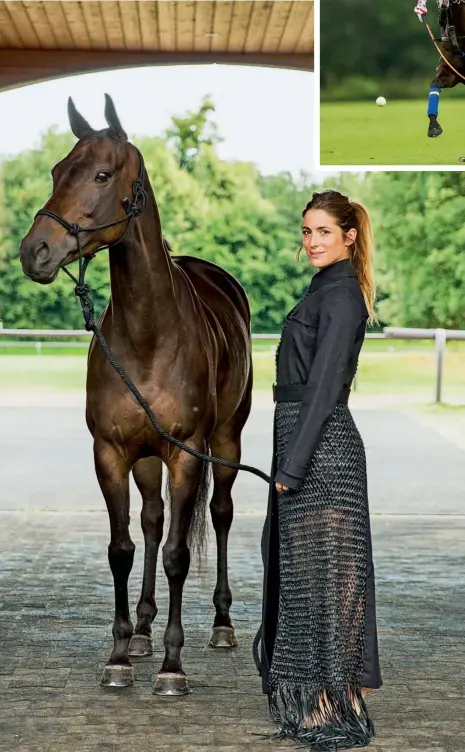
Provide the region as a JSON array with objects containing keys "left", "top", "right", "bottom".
[
  {"left": 1, "top": 99, "right": 465, "bottom": 333},
  {"left": 321, "top": 0, "right": 458, "bottom": 101}
]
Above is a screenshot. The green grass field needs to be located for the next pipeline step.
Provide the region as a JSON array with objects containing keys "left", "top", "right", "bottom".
[
  {"left": 0, "top": 341, "right": 463, "bottom": 399},
  {"left": 320, "top": 99, "right": 465, "bottom": 165}
]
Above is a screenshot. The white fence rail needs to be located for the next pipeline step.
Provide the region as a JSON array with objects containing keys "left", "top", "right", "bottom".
[{"left": 0, "top": 327, "right": 464, "bottom": 404}]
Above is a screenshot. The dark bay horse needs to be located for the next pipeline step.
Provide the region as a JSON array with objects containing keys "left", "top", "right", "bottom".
[
  {"left": 427, "top": 1, "right": 465, "bottom": 137},
  {"left": 19, "top": 95, "right": 252, "bottom": 695}
]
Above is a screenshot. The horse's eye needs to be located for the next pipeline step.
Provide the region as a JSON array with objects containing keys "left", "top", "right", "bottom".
[{"left": 95, "top": 171, "right": 111, "bottom": 183}]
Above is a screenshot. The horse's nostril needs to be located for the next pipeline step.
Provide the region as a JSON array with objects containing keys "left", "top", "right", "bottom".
[{"left": 35, "top": 241, "right": 51, "bottom": 264}]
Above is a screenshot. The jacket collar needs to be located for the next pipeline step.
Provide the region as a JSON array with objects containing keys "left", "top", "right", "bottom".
[{"left": 309, "top": 257, "right": 358, "bottom": 292}]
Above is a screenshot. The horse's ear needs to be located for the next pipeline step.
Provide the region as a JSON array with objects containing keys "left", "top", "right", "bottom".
[
  {"left": 67, "top": 97, "right": 94, "bottom": 140},
  {"left": 104, "top": 93, "right": 127, "bottom": 141}
]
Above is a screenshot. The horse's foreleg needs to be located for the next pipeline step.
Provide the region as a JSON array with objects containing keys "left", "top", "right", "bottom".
[
  {"left": 428, "top": 63, "right": 461, "bottom": 137},
  {"left": 129, "top": 456, "right": 164, "bottom": 657},
  {"left": 95, "top": 440, "right": 135, "bottom": 687},
  {"left": 154, "top": 448, "right": 204, "bottom": 696}
]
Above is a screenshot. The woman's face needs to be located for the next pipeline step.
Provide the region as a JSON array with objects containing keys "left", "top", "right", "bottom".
[{"left": 302, "top": 208, "right": 357, "bottom": 269}]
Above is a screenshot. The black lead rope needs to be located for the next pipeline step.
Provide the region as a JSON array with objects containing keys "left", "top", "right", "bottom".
[
  {"left": 85, "top": 323, "right": 271, "bottom": 484},
  {"left": 36, "top": 151, "right": 271, "bottom": 485}
]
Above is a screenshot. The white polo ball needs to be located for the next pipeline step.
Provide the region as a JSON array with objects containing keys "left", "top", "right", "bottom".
[{"left": 376, "top": 96, "right": 387, "bottom": 107}]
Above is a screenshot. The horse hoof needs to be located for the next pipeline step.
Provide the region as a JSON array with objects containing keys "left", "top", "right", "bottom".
[
  {"left": 100, "top": 664, "right": 134, "bottom": 687},
  {"left": 153, "top": 672, "right": 191, "bottom": 696},
  {"left": 129, "top": 634, "right": 153, "bottom": 657},
  {"left": 428, "top": 125, "right": 443, "bottom": 138},
  {"left": 209, "top": 626, "right": 238, "bottom": 648}
]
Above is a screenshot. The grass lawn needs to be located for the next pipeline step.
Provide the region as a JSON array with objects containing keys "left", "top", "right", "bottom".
[
  {"left": 320, "top": 99, "right": 465, "bottom": 166},
  {"left": 0, "top": 341, "right": 463, "bottom": 400},
  {"left": 0, "top": 355, "right": 88, "bottom": 390},
  {"left": 254, "top": 345, "right": 465, "bottom": 397}
]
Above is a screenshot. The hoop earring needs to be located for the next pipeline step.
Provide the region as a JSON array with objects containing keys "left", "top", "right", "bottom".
[{"left": 296, "top": 243, "right": 304, "bottom": 261}]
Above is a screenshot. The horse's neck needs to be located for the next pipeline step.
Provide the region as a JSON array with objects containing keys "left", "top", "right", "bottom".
[
  {"left": 108, "top": 189, "right": 179, "bottom": 347},
  {"left": 450, "top": 3, "right": 465, "bottom": 22}
]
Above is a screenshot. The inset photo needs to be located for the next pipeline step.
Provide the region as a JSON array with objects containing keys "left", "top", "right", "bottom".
[{"left": 320, "top": 0, "right": 465, "bottom": 166}]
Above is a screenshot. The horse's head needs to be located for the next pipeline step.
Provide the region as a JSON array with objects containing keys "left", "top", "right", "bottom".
[{"left": 20, "top": 94, "right": 143, "bottom": 284}]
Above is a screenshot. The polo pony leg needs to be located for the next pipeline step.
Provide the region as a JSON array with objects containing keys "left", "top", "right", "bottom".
[
  {"left": 427, "top": 86, "right": 442, "bottom": 136},
  {"left": 428, "top": 62, "right": 461, "bottom": 136}
]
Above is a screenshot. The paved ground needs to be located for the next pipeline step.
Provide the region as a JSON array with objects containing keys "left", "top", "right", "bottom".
[{"left": 1, "top": 399, "right": 464, "bottom": 752}]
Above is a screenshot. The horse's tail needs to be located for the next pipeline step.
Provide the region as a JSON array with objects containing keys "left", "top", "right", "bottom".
[{"left": 188, "top": 451, "right": 212, "bottom": 566}]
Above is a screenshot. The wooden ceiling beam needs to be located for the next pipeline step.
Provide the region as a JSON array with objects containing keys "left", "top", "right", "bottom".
[{"left": 0, "top": 48, "right": 313, "bottom": 92}]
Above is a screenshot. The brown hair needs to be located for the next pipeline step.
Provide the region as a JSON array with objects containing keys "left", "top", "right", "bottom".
[{"left": 299, "top": 189, "right": 377, "bottom": 324}]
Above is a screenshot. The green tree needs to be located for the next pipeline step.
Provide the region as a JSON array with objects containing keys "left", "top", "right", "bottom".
[
  {"left": 165, "top": 96, "right": 222, "bottom": 172},
  {"left": 367, "top": 171, "right": 465, "bottom": 328},
  {"left": 321, "top": 0, "right": 444, "bottom": 99},
  {"left": 9, "top": 129, "right": 464, "bottom": 333},
  {"left": 0, "top": 128, "right": 93, "bottom": 329},
  {"left": 185, "top": 149, "right": 316, "bottom": 332},
  {"left": 0, "top": 106, "right": 317, "bottom": 334}
]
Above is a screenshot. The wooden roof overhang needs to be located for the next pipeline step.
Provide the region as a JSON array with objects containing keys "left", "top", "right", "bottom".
[{"left": 0, "top": 1, "right": 314, "bottom": 92}]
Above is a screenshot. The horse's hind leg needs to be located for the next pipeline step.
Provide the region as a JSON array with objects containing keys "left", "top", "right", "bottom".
[
  {"left": 428, "top": 62, "right": 460, "bottom": 137},
  {"left": 94, "top": 440, "right": 135, "bottom": 687},
  {"left": 129, "top": 456, "right": 164, "bottom": 658},
  {"left": 208, "top": 394, "right": 252, "bottom": 649}
]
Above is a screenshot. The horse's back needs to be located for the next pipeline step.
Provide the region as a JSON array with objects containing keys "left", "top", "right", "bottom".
[{"left": 171, "top": 255, "right": 251, "bottom": 329}]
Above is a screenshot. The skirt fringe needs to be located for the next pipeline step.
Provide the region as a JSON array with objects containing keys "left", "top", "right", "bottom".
[{"left": 267, "top": 683, "right": 374, "bottom": 750}]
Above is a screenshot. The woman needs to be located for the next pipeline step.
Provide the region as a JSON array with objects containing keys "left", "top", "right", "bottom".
[{"left": 257, "top": 190, "right": 382, "bottom": 750}]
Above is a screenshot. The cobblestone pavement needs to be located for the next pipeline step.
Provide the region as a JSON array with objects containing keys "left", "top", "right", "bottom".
[{"left": 0, "top": 403, "right": 464, "bottom": 752}]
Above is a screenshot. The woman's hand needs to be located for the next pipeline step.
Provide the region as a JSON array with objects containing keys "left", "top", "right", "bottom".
[{"left": 275, "top": 482, "right": 289, "bottom": 492}]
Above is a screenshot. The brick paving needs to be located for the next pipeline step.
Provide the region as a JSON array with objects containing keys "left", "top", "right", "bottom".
[{"left": 0, "top": 403, "right": 464, "bottom": 752}]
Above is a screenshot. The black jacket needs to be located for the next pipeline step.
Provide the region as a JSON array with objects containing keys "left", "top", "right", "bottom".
[{"left": 273, "top": 258, "right": 368, "bottom": 491}]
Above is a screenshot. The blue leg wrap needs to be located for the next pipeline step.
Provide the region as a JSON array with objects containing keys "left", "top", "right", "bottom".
[{"left": 428, "top": 87, "right": 441, "bottom": 116}]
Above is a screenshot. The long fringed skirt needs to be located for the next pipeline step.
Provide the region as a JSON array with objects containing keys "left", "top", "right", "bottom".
[{"left": 263, "top": 401, "right": 382, "bottom": 750}]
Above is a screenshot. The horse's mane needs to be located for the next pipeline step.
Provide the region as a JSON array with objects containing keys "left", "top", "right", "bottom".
[{"left": 162, "top": 237, "right": 173, "bottom": 254}]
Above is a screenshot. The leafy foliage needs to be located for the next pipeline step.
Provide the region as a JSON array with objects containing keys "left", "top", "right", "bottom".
[
  {"left": 321, "top": 0, "right": 443, "bottom": 98},
  {"left": 0, "top": 105, "right": 315, "bottom": 333},
  {"left": 1, "top": 103, "right": 462, "bottom": 332},
  {"left": 165, "top": 95, "right": 223, "bottom": 171},
  {"left": 367, "top": 171, "right": 465, "bottom": 328}
]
